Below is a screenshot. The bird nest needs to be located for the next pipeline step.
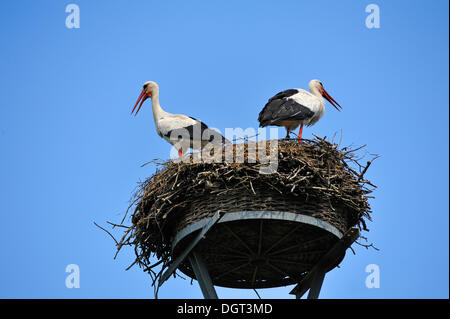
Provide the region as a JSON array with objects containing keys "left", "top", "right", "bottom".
[{"left": 112, "top": 136, "right": 377, "bottom": 291}]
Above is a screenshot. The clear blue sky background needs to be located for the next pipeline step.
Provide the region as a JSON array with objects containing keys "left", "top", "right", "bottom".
[{"left": 0, "top": 0, "right": 448, "bottom": 299}]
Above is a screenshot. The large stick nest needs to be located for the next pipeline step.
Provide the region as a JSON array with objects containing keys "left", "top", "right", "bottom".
[{"left": 114, "top": 136, "right": 377, "bottom": 291}]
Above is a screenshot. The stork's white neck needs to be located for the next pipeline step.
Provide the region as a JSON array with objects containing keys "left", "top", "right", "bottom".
[
  {"left": 309, "top": 87, "right": 325, "bottom": 107},
  {"left": 150, "top": 89, "right": 167, "bottom": 123}
]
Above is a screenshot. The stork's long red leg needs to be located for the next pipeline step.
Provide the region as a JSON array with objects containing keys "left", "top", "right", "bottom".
[
  {"left": 298, "top": 124, "right": 304, "bottom": 143},
  {"left": 178, "top": 149, "right": 183, "bottom": 157}
]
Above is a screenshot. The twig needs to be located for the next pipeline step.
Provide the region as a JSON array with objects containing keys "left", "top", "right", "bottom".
[
  {"left": 94, "top": 222, "right": 119, "bottom": 246},
  {"left": 114, "top": 225, "right": 136, "bottom": 259},
  {"left": 358, "top": 161, "right": 372, "bottom": 182},
  {"left": 107, "top": 221, "right": 131, "bottom": 229}
]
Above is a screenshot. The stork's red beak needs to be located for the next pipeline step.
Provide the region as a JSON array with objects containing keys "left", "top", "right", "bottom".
[
  {"left": 131, "top": 90, "right": 151, "bottom": 116},
  {"left": 322, "top": 89, "right": 342, "bottom": 111}
]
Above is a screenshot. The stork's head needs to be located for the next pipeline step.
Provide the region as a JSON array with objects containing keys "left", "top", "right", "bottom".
[
  {"left": 131, "top": 81, "right": 159, "bottom": 116},
  {"left": 309, "top": 79, "right": 342, "bottom": 111}
]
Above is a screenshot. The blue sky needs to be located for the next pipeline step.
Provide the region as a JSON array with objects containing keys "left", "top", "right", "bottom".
[{"left": 0, "top": 0, "right": 448, "bottom": 299}]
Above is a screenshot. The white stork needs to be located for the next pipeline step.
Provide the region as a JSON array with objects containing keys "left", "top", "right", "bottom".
[
  {"left": 132, "top": 81, "right": 229, "bottom": 156},
  {"left": 258, "top": 79, "right": 342, "bottom": 142}
]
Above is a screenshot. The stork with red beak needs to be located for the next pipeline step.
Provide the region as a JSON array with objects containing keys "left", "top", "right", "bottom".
[
  {"left": 132, "top": 81, "right": 229, "bottom": 156},
  {"left": 258, "top": 79, "right": 342, "bottom": 142}
]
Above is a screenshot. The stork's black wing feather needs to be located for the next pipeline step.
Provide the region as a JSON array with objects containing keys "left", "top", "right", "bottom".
[
  {"left": 188, "top": 116, "right": 210, "bottom": 133},
  {"left": 258, "top": 89, "right": 314, "bottom": 127},
  {"left": 164, "top": 116, "right": 228, "bottom": 144},
  {"left": 270, "top": 99, "right": 315, "bottom": 122},
  {"left": 267, "top": 89, "right": 299, "bottom": 102}
]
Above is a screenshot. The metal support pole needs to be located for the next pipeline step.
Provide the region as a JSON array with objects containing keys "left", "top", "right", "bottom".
[
  {"left": 306, "top": 269, "right": 326, "bottom": 299},
  {"left": 188, "top": 250, "right": 218, "bottom": 299},
  {"left": 290, "top": 227, "right": 360, "bottom": 299}
]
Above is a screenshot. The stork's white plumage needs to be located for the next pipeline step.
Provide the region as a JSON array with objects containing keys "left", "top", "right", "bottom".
[
  {"left": 258, "top": 79, "right": 342, "bottom": 142},
  {"left": 132, "top": 81, "right": 229, "bottom": 156}
]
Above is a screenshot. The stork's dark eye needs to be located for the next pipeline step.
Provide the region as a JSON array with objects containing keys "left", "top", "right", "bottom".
[
  {"left": 143, "top": 83, "right": 148, "bottom": 90},
  {"left": 319, "top": 82, "right": 323, "bottom": 87}
]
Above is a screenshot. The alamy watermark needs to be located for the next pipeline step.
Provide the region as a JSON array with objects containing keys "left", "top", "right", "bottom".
[
  {"left": 365, "top": 4, "right": 380, "bottom": 29},
  {"left": 167, "top": 126, "right": 279, "bottom": 174},
  {"left": 365, "top": 264, "right": 380, "bottom": 288},
  {"left": 65, "top": 4, "right": 80, "bottom": 29},
  {"left": 65, "top": 264, "right": 80, "bottom": 288}
]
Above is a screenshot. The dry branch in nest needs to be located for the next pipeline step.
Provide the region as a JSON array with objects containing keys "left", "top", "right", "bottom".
[{"left": 110, "top": 136, "right": 377, "bottom": 290}]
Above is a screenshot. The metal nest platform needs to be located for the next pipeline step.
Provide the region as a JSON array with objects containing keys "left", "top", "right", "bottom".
[
  {"left": 172, "top": 211, "right": 343, "bottom": 289},
  {"left": 160, "top": 211, "right": 360, "bottom": 299}
]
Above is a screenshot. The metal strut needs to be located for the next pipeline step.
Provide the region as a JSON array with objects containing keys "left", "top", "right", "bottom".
[
  {"left": 289, "top": 227, "right": 360, "bottom": 299},
  {"left": 188, "top": 250, "right": 218, "bottom": 299},
  {"left": 158, "top": 211, "right": 223, "bottom": 298}
]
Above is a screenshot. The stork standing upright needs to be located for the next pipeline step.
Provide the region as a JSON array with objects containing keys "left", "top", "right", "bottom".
[
  {"left": 257, "top": 79, "right": 342, "bottom": 142},
  {"left": 132, "top": 81, "right": 229, "bottom": 156}
]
